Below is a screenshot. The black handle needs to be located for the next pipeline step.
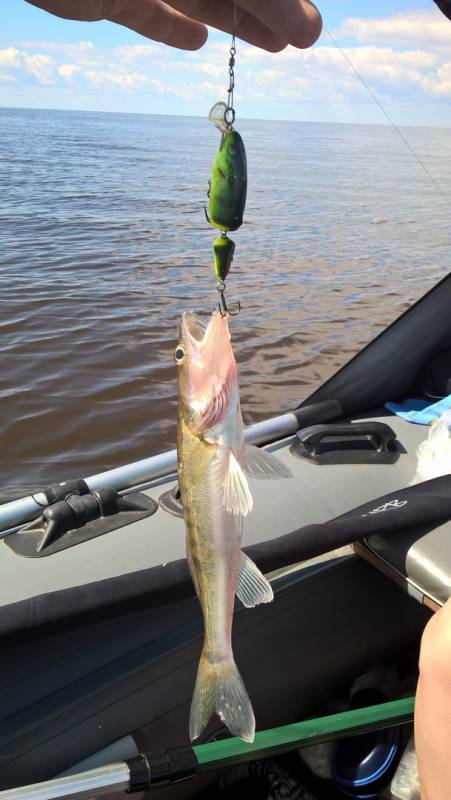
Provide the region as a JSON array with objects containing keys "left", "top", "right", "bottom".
[{"left": 291, "top": 422, "right": 399, "bottom": 465}]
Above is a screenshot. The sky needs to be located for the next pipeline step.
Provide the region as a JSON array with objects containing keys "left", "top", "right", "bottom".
[{"left": 1, "top": 1, "right": 451, "bottom": 126}]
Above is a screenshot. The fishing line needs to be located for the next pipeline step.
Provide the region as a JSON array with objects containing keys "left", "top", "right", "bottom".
[{"left": 323, "top": 25, "right": 450, "bottom": 208}]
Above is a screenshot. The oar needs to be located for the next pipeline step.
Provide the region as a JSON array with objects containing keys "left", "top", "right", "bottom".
[{"left": 0, "top": 696, "right": 414, "bottom": 800}]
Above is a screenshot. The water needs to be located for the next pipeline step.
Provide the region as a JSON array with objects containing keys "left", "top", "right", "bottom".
[{"left": 1, "top": 108, "right": 450, "bottom": 502}]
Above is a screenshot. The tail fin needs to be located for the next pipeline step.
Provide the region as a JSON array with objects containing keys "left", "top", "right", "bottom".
[{"left": 189, "top": 652, "right": 255, "bottom": 743}]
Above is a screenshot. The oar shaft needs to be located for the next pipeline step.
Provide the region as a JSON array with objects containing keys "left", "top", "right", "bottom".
[
  {"left": 194, "top": 696, "right": 415, "bottom": 771},
  {"left": 0, "top": 698, "right": 414, "bottom": 800},
  {"left": 0, "top": 413, "right": 299, "bottom": 532},
  {"left": 0, "top": 763, "right": 130, "bottom": 800}
]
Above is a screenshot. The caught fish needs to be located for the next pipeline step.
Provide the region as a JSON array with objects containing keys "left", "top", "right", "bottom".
[{"left": 175, "top": 310, "right": 291, "bottom": 742}]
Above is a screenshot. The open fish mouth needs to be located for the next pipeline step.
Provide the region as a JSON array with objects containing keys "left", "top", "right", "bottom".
[
  {"left": 181, "top": 312, "right": 207, "bottom": 344},
  {"left": 181, "top": 310, "right": 227, "bottom": 350}
]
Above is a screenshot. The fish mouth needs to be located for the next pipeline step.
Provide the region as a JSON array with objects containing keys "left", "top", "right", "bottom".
[
  {"left": 181, "top": 312, "right": 207, "bottom": 345},
  {"left": 181, "top": 310, "right": 227, "bottom": 350}
]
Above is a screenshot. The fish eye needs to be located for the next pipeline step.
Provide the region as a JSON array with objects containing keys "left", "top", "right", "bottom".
[{"left": 174, "top": 345, "right": 186, "bottom": 365}]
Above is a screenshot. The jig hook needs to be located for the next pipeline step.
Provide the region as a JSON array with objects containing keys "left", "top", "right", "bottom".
[{"left": 216, "top": 281, "right": 240, "bottom": 318}]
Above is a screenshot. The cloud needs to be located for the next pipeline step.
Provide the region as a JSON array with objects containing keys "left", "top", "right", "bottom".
[
  {"left": 421, "top": 61, "right": 451, "bottom": 95},
  {"left": 58, "top": 63, "right": 82, "bottom": 79},
  {"left": 83, "top": 68, "right": 162, "bottom": 91},
  {"left": 114, "top": 44, "right": 159, "bottom": 63},
  {"left": 198, "top": 80, "right": 225, "bottom": 95},
  {"left": 20, "top": 40, "right": 95, "bottom": 55},
  {"left": 23, "top": 54, "right": 55, "bottom": 84},
  {"left": 336, "top": 10, "right": 451, "bottom": 51},
  {"left": 209, "top": 40, "right": 449, "bottom": 100},
  {"left": 4, "top": 10, "right": 451, "bottom": 114},
  {"left": 0, "top": 47, "right": 21, "bottom": 68}
]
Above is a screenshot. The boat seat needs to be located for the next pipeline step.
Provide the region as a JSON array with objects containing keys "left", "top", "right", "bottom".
[
  {"left": 356, "top": 518, "right": 451, "bottom": 611},
  {"left": 354, "top": 412, "right": 451, "bottom": 611}
]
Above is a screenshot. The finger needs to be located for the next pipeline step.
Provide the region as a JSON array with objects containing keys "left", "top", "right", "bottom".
[
  {"left": 106, "top": 0, "right": 208, "bottom": 50},
  {"left": 25, "top": 1, "right": 105, "bottom": 21},
  {"left": 168, "top": 0, "right": 288, "bottom": 52},
  {"left": 240, "top": 0, "right": 322, "bottom": 48}
]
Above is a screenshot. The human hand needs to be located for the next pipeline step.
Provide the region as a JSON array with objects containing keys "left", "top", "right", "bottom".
[
  {"left": 415, "top": 597, "right": 451, "bottom": 800},
  {"left": 25, "top": 0, "right": 322, "bottom": 52}
]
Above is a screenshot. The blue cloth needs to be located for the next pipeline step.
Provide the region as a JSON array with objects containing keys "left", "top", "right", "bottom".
[{"left": 385, "top": 395, "right": 451, "bottom": 424}]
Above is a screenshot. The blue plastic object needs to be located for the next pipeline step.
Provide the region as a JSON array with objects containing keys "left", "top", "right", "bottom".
[
  {"left": 385, "top": 394, "right": 451, "bottom": 425},
  {"left": 332, "top": 688, "right": 401, "bottom": 798}
]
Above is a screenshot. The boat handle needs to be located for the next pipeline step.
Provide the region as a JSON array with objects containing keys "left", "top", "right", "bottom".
[{"left": 291, "top": 422, "right": 399, "bottom": 465}]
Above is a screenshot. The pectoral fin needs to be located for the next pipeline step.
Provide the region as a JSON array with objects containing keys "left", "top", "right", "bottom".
[
  {"left": 236, "top": 552, "right": 273, "bottom": 608},
  {"left": 223, "top": 453, "right": 253, "bottom": 516},
  {"left": 242, "top": 444, "right": 292, "bottom": 480}
]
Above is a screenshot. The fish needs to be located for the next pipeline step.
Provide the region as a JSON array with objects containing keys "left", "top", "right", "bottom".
[
  {"left": 175, "top": 310, "right": 291, "bottom": 743},
  {"left": 208, "top": 129, "right": 247, "bottom": 233}
]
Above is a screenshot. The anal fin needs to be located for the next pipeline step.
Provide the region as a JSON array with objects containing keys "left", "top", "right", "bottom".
[{"left": 236, "top": 552, "right": 274, "bottom": 608}]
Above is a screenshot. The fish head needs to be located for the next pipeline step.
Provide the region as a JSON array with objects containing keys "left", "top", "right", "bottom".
[{"left": 175, "top": 310, "right": 237, "bottom": 435}]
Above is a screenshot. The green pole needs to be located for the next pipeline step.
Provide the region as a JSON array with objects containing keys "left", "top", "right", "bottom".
[{"left": 193, "top": 696, "right": 415, "bottom": 772}]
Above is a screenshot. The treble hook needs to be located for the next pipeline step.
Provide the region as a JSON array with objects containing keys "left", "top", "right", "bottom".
[{"left": 216, "top": 281, "right": 241, "bottom": 318}]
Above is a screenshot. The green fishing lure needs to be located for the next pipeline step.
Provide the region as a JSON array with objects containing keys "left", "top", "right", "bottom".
[
  {"left": 208, "top": 128, "right": 247, "bottom": 233},
  {"left": 213, "top": 233, "right": 235, "bottom": 281},
  {"left": 206, "top": 102, "right": 247, "bottom": 288}
]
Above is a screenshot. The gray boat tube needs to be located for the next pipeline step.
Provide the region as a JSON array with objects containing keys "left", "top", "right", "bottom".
[{"left": 0, "top": 401, "right": 341, "bottom": 533}]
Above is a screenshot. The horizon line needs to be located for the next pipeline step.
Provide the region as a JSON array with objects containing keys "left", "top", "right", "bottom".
[{"left": 1, "top": 103, "right": 450, "bottom": 131}]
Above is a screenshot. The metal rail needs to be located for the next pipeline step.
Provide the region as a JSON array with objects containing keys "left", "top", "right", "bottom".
[
  {"left": 0, "top": 697, "right": 415, "bottom": 800},
  {"left": 0, "top": 413, "right": 299, "bottom": 532}
]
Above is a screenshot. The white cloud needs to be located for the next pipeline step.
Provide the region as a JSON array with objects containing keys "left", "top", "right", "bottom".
[
  {"left": 421, "top": 61, "right": 451, "bottom": 95},
  {"left": 192, "top": 61, "right": 223, "bottom": 78},
  {"left": 83, "top": 69, "right": 168, "bottom": 93},
  {"left": 23, "top": 53, "right": 55, "bottom": 84},
  {"left": 4, "top": 12, "right": 451, "bottom": 115},
  {"left": 204, "top": 41, "right": 446, "bottom": 102},
  {"left": 336, "top": 10, "right": 451, "bottom": 51},
  {"left": 198, "top": 80, "right": 225, "bottom": 95},
  {"left": 114, "top": 44, "right": 159, "bottom": 63},
  {"left": 20, "top": 40, "right": 95, "bottom": 56},
  {"left": 0, "top": 47, "right": 21, "bottom": 68},
  {"left": 58, "top": 63, "right": 82, "bottom": 79}
]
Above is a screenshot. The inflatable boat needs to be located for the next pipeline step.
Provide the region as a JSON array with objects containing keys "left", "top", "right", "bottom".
[{"left": 2, "top": 272, "right": 451, "bottom": 798}]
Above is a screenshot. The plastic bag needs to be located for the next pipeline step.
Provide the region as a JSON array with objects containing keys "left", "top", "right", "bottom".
[{"left": 412, "top": 410, "right": 451, "bottom": 484}]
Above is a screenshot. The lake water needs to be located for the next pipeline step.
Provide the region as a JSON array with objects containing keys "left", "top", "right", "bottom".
[{"left": 1, "top": 107, "right": 450, "bottom": 502}]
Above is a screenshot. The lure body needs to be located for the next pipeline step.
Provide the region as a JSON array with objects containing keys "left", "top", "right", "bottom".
[
  {"left": 213, "top": 234, "right": 235, "bottom": 281},
  {"left": 208, "top": 130, "right": 247, "bottom": 232}
]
